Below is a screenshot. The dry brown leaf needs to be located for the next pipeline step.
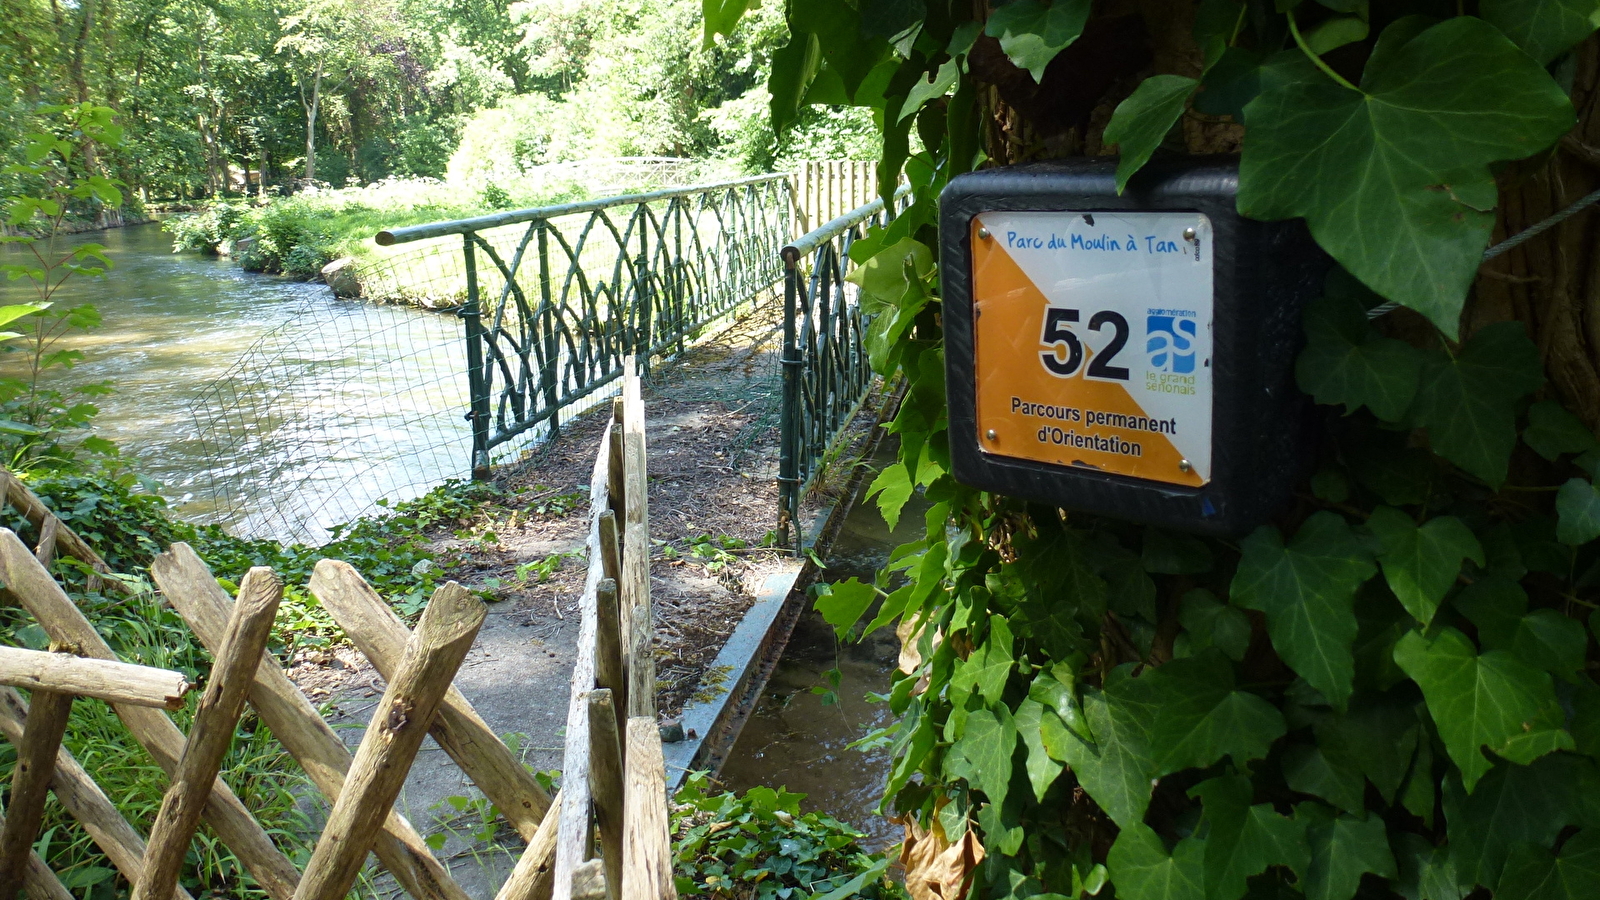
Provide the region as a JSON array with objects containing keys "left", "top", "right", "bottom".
[{"left": 899, "top": 816, "right": 984, "bottom": 900}]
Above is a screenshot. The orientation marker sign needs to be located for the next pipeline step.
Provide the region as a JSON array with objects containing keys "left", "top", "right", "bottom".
[
  {"left": 939, "top": 160, "right": 1324, "bottom": 535},
  {"left": 971, "top": 210, "right": 1214, "bottom": 487}
]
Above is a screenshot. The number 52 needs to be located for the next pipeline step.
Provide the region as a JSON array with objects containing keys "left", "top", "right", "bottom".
[{"left": 1040, "top": 307, "right": 1130, "bottom": 381}]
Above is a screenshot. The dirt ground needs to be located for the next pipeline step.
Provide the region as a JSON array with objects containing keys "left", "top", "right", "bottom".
[{"left": 285, "top": 300, "right": 829, "bottom": 894}]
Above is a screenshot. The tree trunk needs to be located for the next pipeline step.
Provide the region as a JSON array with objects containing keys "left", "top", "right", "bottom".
[
  {"left": 304, "top": 58, "right": 324, "bottom": 183},
  {"left": 1469, "top": 36, "right": 1600, "bottom": 429}
]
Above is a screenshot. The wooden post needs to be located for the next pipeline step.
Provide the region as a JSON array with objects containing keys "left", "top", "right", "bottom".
[
  {"left": 586, "top": 691, "right": 624, "bottom": 900},
  {"left": 0, "top": 689, "right": 71, "bottom": 900},
  {"left": 307, "top": 560, "right": 553, "bottom": 838},
  {"left": 0, "top": 530, "right": 300, "bottom": 900},
  {"left": 494, "top": 790, "right": 561, "bottom": 900},
  {"left": 0, "top": 688, "right": 196, "bottom": 900},
  {"left": 0, "top": 647, "right": 189, "bottom": 709},
  {"left": 0, "top": 808, "right": 71, "bottom": 900},
  {"left": 607, "top": 423, "right": 625, "bottom": 520},
  {"left": 152, "top": 544, "right": 469, "bottom": 900},
  {"left": 293, "top": 584, "right": 486, "bottom": 900},
  {"left": 594, "top": 579, "right": 625, "bottom": 727},
  {"left": 598, "top": 513, "right": 621, "bottom": 584},
  {"left": 134, "top": 568, "right": 282, "bottom": 900},
  {"left": 628, "top": 604, "right": 656, "bottom": 720},
  {"left": 622, "top": 718, "right": 675, "bottom": 900},
  {"left": 552, "top": 424, "right": 617, "bottom": 900},
  {"left": 620, "top": 366, "right": 653, "bottom": 719},
  {"left": 32, "top": 518, "right": 58, "bottom": 568}
]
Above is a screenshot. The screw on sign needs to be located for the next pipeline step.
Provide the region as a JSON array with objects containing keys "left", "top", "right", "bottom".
[{"left": 939, "top": 159, "right": 1324, "bottom": 535}]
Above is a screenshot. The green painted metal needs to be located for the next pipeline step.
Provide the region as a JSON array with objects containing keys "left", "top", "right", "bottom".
[
  {"left": 380, "top": 174, "right": 793, "bottom": 472},
  {"left": 777, "top": 188, "right": 911, "bottom": 550}
]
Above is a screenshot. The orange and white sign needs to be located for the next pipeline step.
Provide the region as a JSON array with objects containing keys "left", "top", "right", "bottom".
[{"left": 971, "top": 211, "right": 1213, "bottom": 487}]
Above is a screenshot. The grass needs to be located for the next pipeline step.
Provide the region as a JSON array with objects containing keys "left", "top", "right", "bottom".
[{"left": 164, "top": 175, "right": 595, "bottom": 281}]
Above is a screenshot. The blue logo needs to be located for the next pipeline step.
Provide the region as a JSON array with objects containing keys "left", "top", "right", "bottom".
[{"left": 1146, "top": 315, "right": 1197, "bottom": 373}]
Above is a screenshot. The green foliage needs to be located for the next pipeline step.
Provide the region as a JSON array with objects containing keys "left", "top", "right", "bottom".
[
  {"left": 729, "top": 0, "right": 1600, "bottom": 897},
  {"left": 671, "top": 773, "right": 905, "bottom": 899},
  {"left": 1238, "top": 17, "right": 1574, "bottom": 336}
]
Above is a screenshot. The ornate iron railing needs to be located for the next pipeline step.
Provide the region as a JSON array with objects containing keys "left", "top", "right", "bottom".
[
  {"left": 377, "top": 174, "right": 793, "bottom": 473},
  {"left": 777, "top": 189, "right": 911, "bottom": 549}
]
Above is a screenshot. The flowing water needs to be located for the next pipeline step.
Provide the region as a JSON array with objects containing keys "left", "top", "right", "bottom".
[
  {"left": 720, "top": 451, "right": 930, "bottom": 851},
  {"left": 0, "top": 223, "right": 468, "bottom": 542}
]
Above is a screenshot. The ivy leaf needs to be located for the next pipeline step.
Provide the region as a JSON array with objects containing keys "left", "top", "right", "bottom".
[
  {"left": 1444, "top": 755, "right": 1597, "bottom": 891},
  {"left": 1143, "top": 528, "right": 1214, "bottom": 575},
  {"left": 1296, "top": 292, "right": 1424, "bottom": 422},
  {"left": 1140, "top": 653, "right": 1287, "bottom": 777},
  {"left": 1045, "top": 668, "right": 1158, "bottom": 829},
  {"left": 1393, "top": 627, "right": 1570, "bottom": 791},
  {"left": 1106, "top": 824, "right": 1206, "bottom": 900},
  {"left": 1504, "top": 610, "right": 1588, "bottom": 682},
  {"left": 769, "top": 30, "right": 821, "bottom": 133},
  {"left": 1305, "top": 15, "right": 1369, "bottom": 54},
  {"left": 1411, "top": 322, "right": 1545, "bottom": 485},
  {"left": 789, "top": 0, "right": 886, "bottom": 98},
  {"left": 1015, "top": 697, "right": 1064, "bottom": 803},
  {"left": 1451, "top": 574, "right": 1528, "bottom": 639},
  {"left": 1320, "top": 690, "right": 1422, "bottom": 804},
  {"left": 1297, "top": 804, "right": 1398, "bottom": 900},
  {"left": 1191, "top": 775, "right": 1309, "bottom": 900},
  {"left": 1481, "top": 0, "right": 1600, "bottom": 65},
  {"left": 899, "top": 57, "right": 960, "bottom": 122},
  {"left": 864, "top": 463, "right": 914, "bottom": 531},
  {"left": 983, "top": 0, "right": 1092, "bottom": 81},
  {"left": 1232, "top": 512, "right": 1377, "bottom": 710},
  {"left": 1283, "top": 743, "right": 1366, "bottom": 814},
  {"left": 956, "top": 706, "right": 1017, "bottom": 810},
  {"left": 1556, "top": 478, "right": 1600, "bottom": 545},
  {"left": 1497, "top": 829, "right": 1600, "bottom": 900},
  {"left": 1366, "top": 507, "right": 1483, "bottom": 626},
  {"left": 1524, "top": 400, "right": 1598, "bottom": 460},
  {"left": 1392, "top": 833, "right": 1463, "bottom": 900},
  {"left": 1238, "top": 17, "right": 1575, "bottom": 335},
  {"left": 1178, "top": 589, "right": 1251, "bottom": 662},
  {"left": 950, "top": 615, "right": 1016, "bottom": 707},
  {"left": 1104, "top": 75, "right": 1199, "bottom": 193},
  {"left": 814, "top": 578, "right": 877, "bottom": 639}
]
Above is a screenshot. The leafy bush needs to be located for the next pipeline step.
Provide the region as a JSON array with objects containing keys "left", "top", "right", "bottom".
[
  {"left": 163, "top": 201, "right": 251, "bottom": 254},
  {"left": 672, "top": 774, "right": 904, "bottom": 900}
]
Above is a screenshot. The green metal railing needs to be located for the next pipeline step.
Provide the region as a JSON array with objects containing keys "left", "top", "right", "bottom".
[
  {"left": 777, "top": 189, "right": 910, "bottom": 549},
  {"left": 377, "top": 174, "right": 793, "bottom": 473}
]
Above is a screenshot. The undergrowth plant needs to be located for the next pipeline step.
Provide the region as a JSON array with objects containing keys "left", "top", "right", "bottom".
[
  {"left": 709, "top": 1, "right": 1600, "bottom": 898},
  {"left": 671, "top": 773, "right": 905, "bottom": 899}
]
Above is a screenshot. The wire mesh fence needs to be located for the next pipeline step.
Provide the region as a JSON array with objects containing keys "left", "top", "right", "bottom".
[
  {"left": 186, "top": 298, "right": 467, "bottom": 545},
  {"left": 189, "top": 172, "right": 795, "bottom": 544}
]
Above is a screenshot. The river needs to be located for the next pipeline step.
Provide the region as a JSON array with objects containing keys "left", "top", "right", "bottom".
[{"left": 0, "top": 223, "right": 468, "bottom": 543}]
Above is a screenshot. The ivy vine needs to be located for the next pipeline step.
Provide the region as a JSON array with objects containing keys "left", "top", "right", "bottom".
[{"left": 712, "top": 1, "right": 1600, "bottom": 897}]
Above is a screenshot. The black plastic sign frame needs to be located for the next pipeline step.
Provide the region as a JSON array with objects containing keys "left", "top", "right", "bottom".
[{"left": 939, "top": 159, "right": 1325, "bottom": 536}]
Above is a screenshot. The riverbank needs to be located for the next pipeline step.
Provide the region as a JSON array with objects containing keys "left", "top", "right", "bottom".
[{"left": 0, "top": 207, "right": 154, "bottom": 237}]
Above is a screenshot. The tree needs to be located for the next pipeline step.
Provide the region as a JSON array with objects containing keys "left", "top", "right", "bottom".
[
  {"left": 276, "top": 0, "right": 368, "bottom": 183},
  {"left": 709, "top": 2, "right": 1600, "bottom": 898}
]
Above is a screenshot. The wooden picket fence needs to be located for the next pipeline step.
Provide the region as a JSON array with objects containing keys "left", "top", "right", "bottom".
[
  {"left": 0, "top": 363, "right": 675, "bottom": 900},
  {"left": 547, "top": 364, "right": 676, "bottom": 900},
  {"left": 791, "top": 160, "right": 878, "bottom": 234}
]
